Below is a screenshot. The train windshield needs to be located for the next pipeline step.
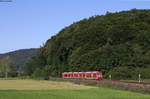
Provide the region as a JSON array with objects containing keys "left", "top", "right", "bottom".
[{"left": 97, "top": 73, "right": 102, "bottom": 76}]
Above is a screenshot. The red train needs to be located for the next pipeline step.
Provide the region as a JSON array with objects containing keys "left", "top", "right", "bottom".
[{"left": 62, "top": 71, "right": 103, "bottom": 80}]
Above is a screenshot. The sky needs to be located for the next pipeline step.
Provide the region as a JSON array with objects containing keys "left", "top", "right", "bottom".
[{"left": 0, "top": 0, "right": 150, "bottom": 53}]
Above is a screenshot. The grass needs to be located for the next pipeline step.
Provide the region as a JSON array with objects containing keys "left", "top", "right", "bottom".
[
  {"left": 0, "top": 79, "right": 149, "bottom": 99},
  {"left": 0, "top": 80, "right": 95, "bottom": 90},
  {"left": 0, "top": 88, "right": 150, "bottom": 99}
]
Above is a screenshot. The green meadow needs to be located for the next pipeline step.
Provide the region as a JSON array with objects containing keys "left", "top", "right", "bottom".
[{"left": 0, "top": 80, "right": 149, "bottom": 99}]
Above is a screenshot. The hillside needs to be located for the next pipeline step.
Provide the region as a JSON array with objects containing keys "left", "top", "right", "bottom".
[
  {"left": 0, "top": 48, "right": 38, "bottom": 70},
  {"left": 26, "top": 9, "right": 150, "bottom": 79}
]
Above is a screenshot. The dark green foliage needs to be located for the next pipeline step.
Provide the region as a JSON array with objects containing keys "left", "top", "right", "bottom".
[
  {"left": 133, "top": 67, "right": 150, "bottom": 79},
  {"left": 32, "top": 68, "right": 49, "bottom": 80},
  {"left": 107, "top": 66, "right": 134, "bottom": 80},
  {"left": 26, "top": 9, "right": 150, "bottom": 79},
  {"left": 107, "top": 66, "right": 150, "bottom": 80}
]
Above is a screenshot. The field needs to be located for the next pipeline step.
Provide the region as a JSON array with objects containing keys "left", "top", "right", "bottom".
[
  {"left": 0, "top": 80, "right": 94, "bottom": 90},
  {"left": 0, "top": 80, "right": 149, "bottom": 99}
]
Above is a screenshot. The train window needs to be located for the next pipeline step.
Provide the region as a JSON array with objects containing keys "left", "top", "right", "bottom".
[
  {"left": 74, "top": 74, "right": 78, "bottom": 77},
  {"left": 64, "top": 74, "right": 67, "bottom": 77},
  {"left": 93, "top": 74, "right": 96, "bottom": 77},
  {"left": 83, "top": 74, "right": 85, "bottom": 77},
  {"left": 86, "top": 74, "right": 91, "bottom": 77},
  {"left": 97, "top": 73, "right": 102, "bottom": 76}
]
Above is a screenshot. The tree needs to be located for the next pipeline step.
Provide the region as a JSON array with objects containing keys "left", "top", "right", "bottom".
[
  {"left": 0, "top": 56, "right": 12, "bottom": 78},
  {"left": 25, "top": 9, "right": 150, "bottom": 78}
]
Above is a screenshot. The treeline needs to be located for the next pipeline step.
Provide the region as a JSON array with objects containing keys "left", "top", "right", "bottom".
[
  {"left": 0, "top": 48, "right": 38, "bottom": 78},
  {"left": 0, "top": 56, "right": 17, "bottom": 78},
  {"left": 25, "top": 9, "right": 150, "bottom": 80}
]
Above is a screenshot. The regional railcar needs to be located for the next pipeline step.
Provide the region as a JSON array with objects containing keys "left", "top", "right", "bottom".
[{"left": 62, "top": 71, "right": 103, "bottom": 80}]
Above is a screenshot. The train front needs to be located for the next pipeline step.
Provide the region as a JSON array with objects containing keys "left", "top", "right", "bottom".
[{"left": 96, "top": 72, "right": 103, "bottom": 79}]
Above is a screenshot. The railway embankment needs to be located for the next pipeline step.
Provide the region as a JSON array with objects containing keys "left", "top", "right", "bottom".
[{"left": 50, "top": 78, "right": 150, "bottom": 94}]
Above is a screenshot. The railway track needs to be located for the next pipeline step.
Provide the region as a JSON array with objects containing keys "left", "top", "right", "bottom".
[
  {"left": 113, "top": 80, "right": 150, "bottom": 85},
  {"left": 102, "top": 80, "right": 150, "bottom": 88},
  {"left": 50, "top": 78, "right": 150, "bottom": 94},
  {"left": 63, "top": 79, "right": 150, "bottom": 89},
  {"left": 50, "top": 77, "right": 150, "bottom": 89}
]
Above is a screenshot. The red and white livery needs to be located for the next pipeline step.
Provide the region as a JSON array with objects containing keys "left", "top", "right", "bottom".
[{"left": 62, "top": 71, "right": 103, "bottom": 80}]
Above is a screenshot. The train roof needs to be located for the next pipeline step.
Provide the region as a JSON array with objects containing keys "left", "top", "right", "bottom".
[{"left": 62, "top": 71, "right": 102, "bottom": 74}]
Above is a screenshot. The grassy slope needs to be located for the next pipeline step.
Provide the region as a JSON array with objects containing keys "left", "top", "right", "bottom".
[{"left": 0, "top": 80, "right": 149, "bottom": 99}]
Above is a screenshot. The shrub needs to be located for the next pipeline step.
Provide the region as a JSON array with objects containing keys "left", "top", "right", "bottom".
[
  {"left": 32, "top": 68, "right": 49, "bottom": 80},
  {"left": 107, "top": 66, "right": 134, "bottom": 80}
]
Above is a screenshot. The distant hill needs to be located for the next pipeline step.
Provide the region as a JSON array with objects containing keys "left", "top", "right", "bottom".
[
  {"left": 26, "top": 9, "right": 150, "bottom": 79},
  {"left": 0, "top": 48, "right": 38, "bottom": 69}
]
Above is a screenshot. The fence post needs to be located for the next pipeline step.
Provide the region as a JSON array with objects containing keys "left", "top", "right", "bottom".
[
  {"left": 109, "top": 74, "right": 112, "bottom": 80},
  {"left": 139, "top": 74, "right": 141, "bottom": 83}
]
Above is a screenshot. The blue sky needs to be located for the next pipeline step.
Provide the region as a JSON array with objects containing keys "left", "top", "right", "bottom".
[{"left": 0, "top": 0, "right": 150, "bottom": 53}]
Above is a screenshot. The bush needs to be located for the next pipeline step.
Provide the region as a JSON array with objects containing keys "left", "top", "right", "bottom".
[
  {"left": 32, "top": 68, "right": 49, "bottom": 80},
  {"left": 106, "top": 66, "right": 150, "bottom": 80},
  {"left": 106, "top": 66, "right": 134, "bottom": 80},
  {"left": 133, "top": 67, "right": 150, "bottom": 79}
]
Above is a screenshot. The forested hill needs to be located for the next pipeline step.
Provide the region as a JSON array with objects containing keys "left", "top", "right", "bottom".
[
  {"left": 26, "top": 9, "right": 150, "bottom": 79},
  {"left": 0, "top": 48, "right": 38, "bottom": 69}
]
